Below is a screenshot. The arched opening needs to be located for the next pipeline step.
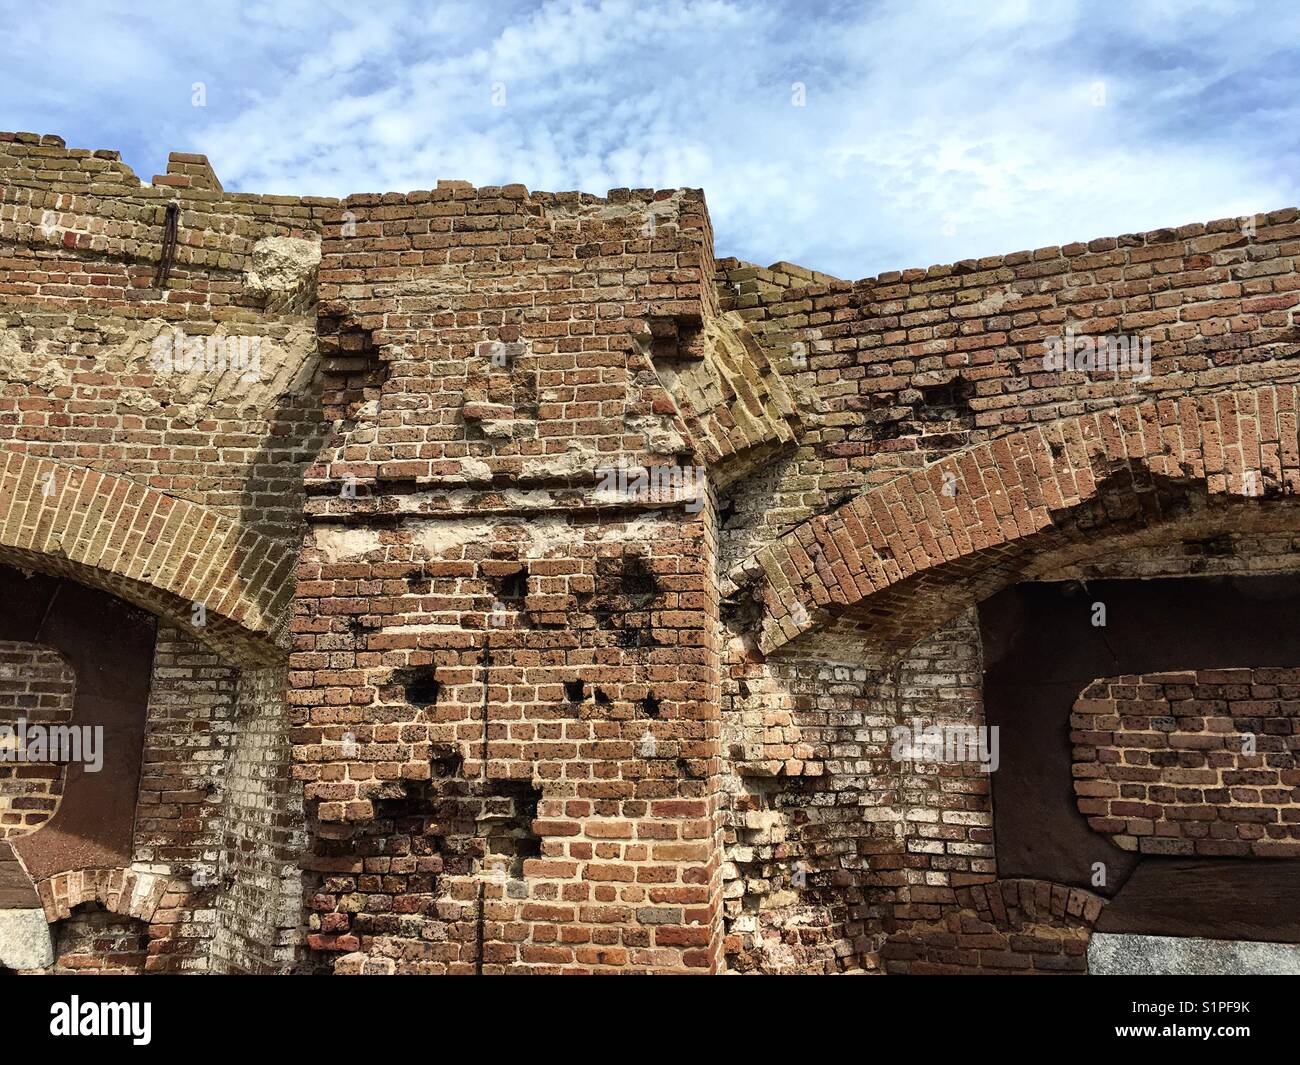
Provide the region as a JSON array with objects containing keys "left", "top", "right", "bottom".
[
  {"left": 51, "top": 903, "right": 149, "bottom": 975},
  {"left": 723, "top": 394, "right": 1300, "bottom": 972},
  {"left": 745, "top": 387, "right": 1300, "bottom": 663}
]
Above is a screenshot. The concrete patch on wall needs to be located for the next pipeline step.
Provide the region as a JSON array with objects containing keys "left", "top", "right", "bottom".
[
  {"left": 243, "top": 235, "right": 322, "bottom": 298},
  {"left": 0, "top": 319, "right": 316, "bottom": 425},
  {"left": 0, "top": 328, "right": 71, "bottom": 391},
  {"left": 310, "top": 515, "right": 680, "bottom": 564},
  {"left": 0, "top": 907, "right": 54, "bottom": 970},
  {"left": 1088, "top": 932, "right": 1300, "bottom": 975}
]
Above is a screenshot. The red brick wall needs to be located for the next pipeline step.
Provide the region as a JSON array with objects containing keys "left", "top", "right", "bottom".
[
  {"left": 0, "top": 640, "right": 75, "bottom": 838},
  {"left": 0, "top": 134, "right": 321, "bottom": 974},
  {"left": 1074, "top": 668, "right": 1300, "bottom": 857},
  {"left": 292, "top": 182, "right": 725, "bottom": 973},
  {"left": 50, "top": 905, "right": 148, "bottom": 974},
  {"left": 5, "top": 127, "right": 1300, "bottom": 975},
  {"left": 0, "top": 133, "right": 331, "bottom": 545}
]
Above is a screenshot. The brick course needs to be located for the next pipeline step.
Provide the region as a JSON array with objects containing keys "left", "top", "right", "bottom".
[
  {"left": 2, "top": 130, "right": 1299, "bottom": 973},
  {"left": 1073, "top": 668, "right": 1300, "bottom": 857},
  {"left": 0, "top": 640, "right": 75, "bottom": 838}
]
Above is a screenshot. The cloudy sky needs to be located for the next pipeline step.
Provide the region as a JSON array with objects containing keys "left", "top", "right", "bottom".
[{"left": 5, "top": 0, "right": 1298, "bottom": 279}]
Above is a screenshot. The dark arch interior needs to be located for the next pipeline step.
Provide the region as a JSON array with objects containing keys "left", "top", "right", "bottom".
[
  {"left": 0, "top": 565, "right": 156, "bottom": 881},
  {"left": 981, "top": 573, "right": 1300, "bottom": 942}
]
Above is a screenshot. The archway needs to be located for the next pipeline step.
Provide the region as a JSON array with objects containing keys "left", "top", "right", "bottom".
[
  {"left": 0, "top": 453, "right": 295, "bottom": 666},
  {"left": 740, "top": 385, "right": 1299, "bottom": 662}
]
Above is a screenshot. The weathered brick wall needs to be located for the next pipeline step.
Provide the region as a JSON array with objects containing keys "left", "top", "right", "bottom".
[
  {"left": 0, "top": 640, "right": 75, "bottom": 838},
  {"left": 1074, "top": 668, "right": 1300, "bottom": 857},
  {"left": 291, "top": 182, "right": 726, "bottom": 973},
  {"left": 721, "top": 610, "right": 989, "bottom": 973},
  {"left": 0, "top": 133, "right": 332, "bottom": 545},
  {"left": 4, "top": 128, "right": 1300, "bottom": 975},
  {"left": 715, "top": 210, "right": 1300, "bottom": 562},
  {"left": 50, "top": 905, "right": 149, "bottom": 974},
  {"left": 130, "top": 628, "right": 305, "bottom": 973},
  {"left": 0, "top": 133, "right": 329, "bottom": 974},
  {"left": 211, "top": 663, "right": 302, "bottom": 973},
  {"left": 126, "top": 625, "right": 233, "bottom": 971}
]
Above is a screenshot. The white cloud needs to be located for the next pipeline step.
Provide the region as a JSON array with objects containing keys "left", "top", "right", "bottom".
[{"left": 2, "top": 0, "right": 1298, "bottom": 278}]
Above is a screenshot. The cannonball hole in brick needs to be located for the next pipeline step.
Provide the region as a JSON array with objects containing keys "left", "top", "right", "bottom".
[
  {"left": 391, "top": 666, "right": 440, "bottom": 707},
  {"left": 496, "top": 568, "right": 528, "bottom": 601},
  {"left": 915, "top": 376, "right": 974, "bottom": 422}
]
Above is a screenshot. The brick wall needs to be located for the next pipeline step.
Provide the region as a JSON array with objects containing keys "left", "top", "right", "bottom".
[
  {"left": 1074, "top": 668, "right": 1300, "bottom": 857},
  {"left": 4, "top": 128, "right": 1300, "bottom": 974},
  {"left": 0, "top": 133, "right": 333, "bottom": 546},
  {"left": 292, "top": 182, "right": 725, "bottom": 973},
  {"left": 722, "top": 610, "right": 989, "bottom": 973},
  {"left": 50, "top": 905, "right": 149, "bottom": 974},
  {"left": 720, "top": 210, "right": 1300, "bottom": 518},
  {"left": 0, "top": 640, "right": 75, "bottom": 838},
  {"left": 211, "top": 663, "right": 302, "bottom": 973}
]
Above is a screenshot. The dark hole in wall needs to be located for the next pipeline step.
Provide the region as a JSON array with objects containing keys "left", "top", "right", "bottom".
[
  {"left": 614, "top": 625, "right": 661, "bottom": 649},
  {"left": 497, "top": 569, "right": 528, "bottom": 601},
  {"left": 430, "top": 744, "right": 463, "bottom": 778},
  {"left": 915, "top": 377, "right": 974, "bottom": 421},
  {"left": 617, "top": 555, "right": 658, "bottom": 608},
  {"left": 851, "top": 412, "right": 910, "bottom": 442},
  {"left": 480, "top": 780, "right": 543, "bottom": 883},
  {"left": 314, "top": 312, "right": 389, "bottom": 429},
  {"left": 564, "top": 680, "right": 585, "bottom": 703},
  {"left": 641, "top": 694, "right": 662, "bottom": 718},
  {"left": 720, "top": 582, "right": 765, "bottom": 634},
  {"left": 347, "top": 616, "right": 379, "bottom": 637},
  {"left": 406, "top": 571, "right": 431, "bottom": 594},
  {"left": 647, "top": 313, "right": 704, "bottom": 362},
  {"left": 1183, "top": 533, "right": 1235, "bottom": 557},
  {"left": 593, "top": 689, "right": 613, "bottom": 707},
  {"left": 392, "top": 666, "right": 440, "bottom": 707}
]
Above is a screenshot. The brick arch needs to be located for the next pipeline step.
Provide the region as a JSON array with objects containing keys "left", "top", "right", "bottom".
[
  {"left": 36, "top": 867, "right": 172, "bottom": 925},
  {"left": 745, "top": 385, "right": 1300, "bottom": 658},
  {"left": 0, "top": 452, "right": 294, "bottom": 665}
]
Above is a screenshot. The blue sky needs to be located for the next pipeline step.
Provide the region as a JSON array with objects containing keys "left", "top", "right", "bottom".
[{"left": 4, "top": 0, "right": 1299, "bottom": 279}]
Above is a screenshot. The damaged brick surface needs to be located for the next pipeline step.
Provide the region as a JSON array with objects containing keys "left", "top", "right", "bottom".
[{"left": 2, "top": 130, "right": 1300, "bottom": 973}]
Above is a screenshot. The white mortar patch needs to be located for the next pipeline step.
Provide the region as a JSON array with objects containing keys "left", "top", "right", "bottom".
[
  {"left": 1088, "top": 932, "right": 1300, "bottom": 975},
  {"left": 0, "top": 908, "right": 54, "bottom": 970}
]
